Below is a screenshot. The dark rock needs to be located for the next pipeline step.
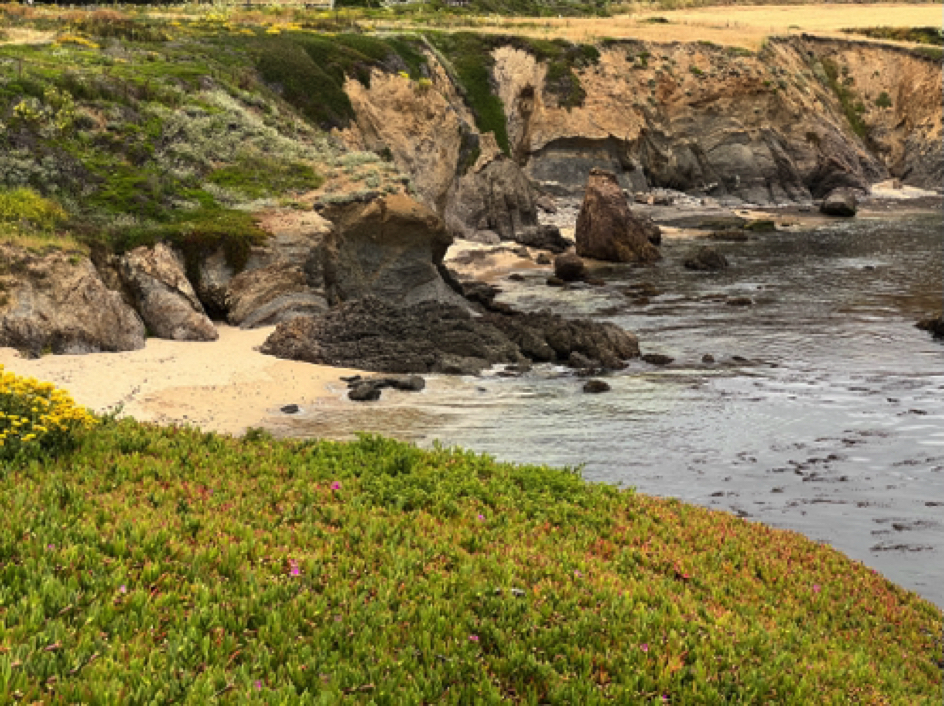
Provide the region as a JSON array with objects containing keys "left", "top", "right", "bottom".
[
  {"left": 623, "top": 282, "right": 660, "bottom": 297},
  {"left": 583, "top": 379, "right": 611, "bottom": 393},
  {"left": 507, "top": 273, "right": 526, "bottom": 282},
  {"left": 586, "top": 278, "right": 606, "bottom": 287},
  {"left": 546, "top": 276, "right": 566, "bottom": 287},
  {"left": 820, "top": 188, "right": 858, "bottom": 217},
  {"left": 318, "top": 193, "right": 465, "bottom": 308},
  {"left": 340, "top": 375, "right": 362, "bottom": 383},
  {"left": 505, "top": 362, "right": 533, "bottom": 374},
  {"left": 348, "top": 382, "right": 383, "bottom": 402},
  {"left": 261, "top": 296, "right": 638, "bottom": 374},
  {"left": 373, "top": 375, "right": 426, "bottom": 392},
  {"left": 281, "top": 404, "right": 300, "bottom": 414},
  {"left": 119, "top": 243, "right": 218, "bottom": 341},
  {"left": 726, "top": 297, "right": 753, "bottom": 307},
  {"left": 569, "top": 351, "right": 597, "bottom": 369},
  {"left": 917, "top": 315, "right": 944, "bottom": 338},
  {"left": 513, "top": 246, "right": 531, "bottom": 259},
  {"left": 731, "top": 355, "right": 749, "bottom": 362},
  {"left": 467, "top": 229, "right": 501, "bottom": 245},
  {"left": 661, "top": 215, "right": 747, "bottom": 231},
  {"left": 514, "top": 224, "right": 570, "bottom": 254},
  {"left": 684, "top": 247, "right": 729, "bottom": 271},
  {"left": 554, "top": 253, "right": 586, "bottom": 282},
  {"left": 702, "top": 354, "right": 715, "bottom": 363},
  {"left": 0, "top": 245, "right": 145, "bottom": 356},
  {"left": 575, "top": 169, "right": 661, "bottom": 263},
  {"left": 536, "top": 253, "right": 552, "bottom": 265},
  {"left": 461, "top": 280, "right": 501, "bottom": 307},
  {"left": 641, "top": 353, "right": 674, "bottom": 366}
]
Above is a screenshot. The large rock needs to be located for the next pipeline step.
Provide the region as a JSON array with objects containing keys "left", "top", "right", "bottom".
[
  {"left": 0, "top": 245, "right": 145, "bottom": 356},
  {"left": 226, "top": 263, "right": 328, "bottom": 329},
  {"left": 575, "top": 169, "right": 661, "bottom": 263},
  {"left": 443, "top": 157, "right": 539, "bottom": 242},
  {"left": 317, "top": 193, "right": 466, "bottom": 308},
  {"left": 261, "top": 296, "right": 639, "bottom": 374},
  {"left": 820, "top": 188, "right": 858, "bottom": 217},
  {"left": 554, "top": 253, "right": 587, "bottom": 282},
  {"left": 119, "top": 243, "right": 218, "bottom": 341}
]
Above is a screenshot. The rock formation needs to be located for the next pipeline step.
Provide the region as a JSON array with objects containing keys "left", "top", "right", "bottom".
[
  {"left": 554, "top": 253, "right": 586, "bottom": 282},
  {"left": 316, "top": 193, "right": 466, "bottom": 308},
  {"left": 917, "top": 315, "right": 944, "bottom": 338},
  {"left": 226, "top": 263, "right": 328, "bottom": 329},
  {"left": 684, "top": 246, "right": 729, "bottom": 271},
  {"left": 513, "top": 224, "right": 571, "bottom": 253},
  {"left": 0, "top": 244, "right": 145, "bottom": 356},
  {"left": 261, "top": 296, "right": 639, "bottom": 374},
  {"left": 119, "top": 243, "right": 218, "bottom": 342},
  {"left": 575, "top": 169, "right": 662, "bottom": 263}
]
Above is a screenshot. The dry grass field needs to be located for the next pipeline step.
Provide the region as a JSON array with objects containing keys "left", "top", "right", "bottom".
[{"left": 379, "top": 4, "right": 942, "bottom": 50}]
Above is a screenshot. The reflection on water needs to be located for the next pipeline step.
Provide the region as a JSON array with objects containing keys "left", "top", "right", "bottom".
[{"left": 277, "top": 214, "right": 944, "bottom": 608}]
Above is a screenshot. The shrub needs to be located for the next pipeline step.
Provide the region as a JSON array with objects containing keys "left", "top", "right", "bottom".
[
  {"left": 0, "top": 365, "right": 97, "bottom": 463},
  {"left": 0, "top": 187, "right": 67, "bottom": 232},
  {"left": 875, "top": 91, "right": 892, "bottom": 109}
]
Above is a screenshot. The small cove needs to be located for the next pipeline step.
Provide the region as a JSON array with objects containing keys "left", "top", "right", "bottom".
[{"left": 278, "top": 211, "right": 944, "bottom": 607}]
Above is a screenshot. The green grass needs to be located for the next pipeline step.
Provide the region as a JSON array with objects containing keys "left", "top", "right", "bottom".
[
  {"left": 819, "top": 57, "right": 868, "bottom": 139},
  {"left": 0, "top": 417, "right": 940, "bottom": 703},
  {"left": 841, "top": 26, "right": 943, "bottom": 46}
]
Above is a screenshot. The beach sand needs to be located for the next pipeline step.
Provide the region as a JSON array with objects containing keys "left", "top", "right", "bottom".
[{"left": 0, "top": 325, "right": 363, "bottom": 437}]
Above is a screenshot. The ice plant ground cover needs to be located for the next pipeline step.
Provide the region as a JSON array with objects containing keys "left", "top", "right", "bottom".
[{"left": 0, "top": 399, "right": 940, "bottom": 702}]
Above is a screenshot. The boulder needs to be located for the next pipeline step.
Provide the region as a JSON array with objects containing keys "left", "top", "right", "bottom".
[
  {"left": 641, "top": 353, "right": 674, "bottom": 366},
  {"left": 684, "top": 247, "right": 729, "bottom": 271},
  {"left": 261, "top": 296, "right": 639, "bottom": 374},
  {"left": 583, "top": 379, "right": 611, "bottom": 394},
  {"left": 317, "top": 193, "right": 466, "bottom": 308},
  {"left": 118, "top": 243, "right": 217, "bottom": 341},
  {"left": 0, "top": 245, "right": 145, "bottom": 356},
  {"left": 820, "top": 188, "right": 858, "bottom": 217},
  {"left": 226, "top": 263, "right": 328, "bottom": 329},
  {"left": 917, "top": 315, "right": 944, "bottom": 338},
  {"left": 575, "top": 169, "right": 662, "bottom": 263},
  {"left": 554, "top": 253, "right": 586, "bottom": 282},
  {"left": 513, "top": 224, "right": 570, "bottom": 254}
]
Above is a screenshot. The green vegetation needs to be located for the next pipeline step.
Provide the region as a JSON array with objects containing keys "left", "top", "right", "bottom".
[
  {"left": 0, "top": 396, "right": 940, "bottom": 701},
  {"left": 0, "top": 12, "right": 414, "bottom": 262},
  {"left": 841, "top": 26, "right": 943, "bottom": 46},
  {"left": 874, "top": 91, "right": 892, "bottom": 109},
  {"left": 509, "top": 37, "right": 599, "bottom": 109},
  {"left": 428, "top": 32, "right": 512, "bottom": 155},
  {"left": 818, "top": 57, "right": 868, "bottom": 139}
]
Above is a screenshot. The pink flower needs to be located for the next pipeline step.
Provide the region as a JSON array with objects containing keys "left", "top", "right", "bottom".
[
  {"left": 813, "top": 584, "right": 821, "bottom": 593},
  {"left": 477, "top": 514, "right": 485, "bottom": 521},
  {"left": 254, "top": 680, "right": 262, "bottom": 691},
  {"left": 469, "top": 635, "right": 479, "bottom": 642},
  {"left": 574, "top": 570, "right": 582, "bottom": 578},
  {"left": 640, "top": 643, "right": 649, "bottom": 652},
  {"left": 331, "top": 481, "right": 341, "bottom": 490},
  {"left": 290, "top": 565, "right": 300, "bottom": 577},
  {"left": 119, "top": 585, "right": 127, "bottom": 594}
]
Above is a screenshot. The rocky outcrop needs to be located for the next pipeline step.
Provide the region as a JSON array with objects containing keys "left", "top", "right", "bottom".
[
  {"left": 226, "top": 263, "right": 328, "bottom": 329},
  {"left": 261, "top": 296, "right": 639, "bottom": 374},
  {"left": 575, "top": 169, "right": 661, "bottom": 263},
  {"left": 820, "top": 188, "right": 858, "bottom": 217},
  {"left": 119, "top": 243, "right": 218, "bottom": 341},
  {"left": 443, "top": 157, "right": 539, "bottom": 242},
  {"left": 0, "top": 245, "right": 145, "bottom": 356},
  {"left": 196, "top": 210, "right": 333, "bottom": 323},
  {"left": 316, "top": 193, "right": 466, "bottom": 308}
]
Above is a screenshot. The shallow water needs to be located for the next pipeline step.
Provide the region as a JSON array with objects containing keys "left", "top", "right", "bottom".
[{"left": 280, "top": 213, "right": 944, "bottom": 608}]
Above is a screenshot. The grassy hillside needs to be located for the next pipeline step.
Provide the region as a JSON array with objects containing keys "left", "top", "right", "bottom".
[
  {"left": 0, "top": 8, "right": 419, "bottom": 263},
  {"left": 0, "top": 367, "right": 941, "bottom": 702}
]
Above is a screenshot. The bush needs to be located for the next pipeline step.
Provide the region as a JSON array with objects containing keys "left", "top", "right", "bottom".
[
  {"left": 875, "top": 91, "right": 892, "bottom": 109},
  {"left": 0, "top": 366, "right": 97, "bottom": 463},
  {"left": 0, "top": 187, "right": 67, "bottom": 232}
]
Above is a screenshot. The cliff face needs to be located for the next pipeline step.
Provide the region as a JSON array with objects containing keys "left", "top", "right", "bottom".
[{"left": 338, "top": 35, "right": 941, "bottom": 236}]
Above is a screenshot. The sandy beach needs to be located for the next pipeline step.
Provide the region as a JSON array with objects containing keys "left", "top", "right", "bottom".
[{"left": 0, "top": 325, "right": 363, "bottom": 437}]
